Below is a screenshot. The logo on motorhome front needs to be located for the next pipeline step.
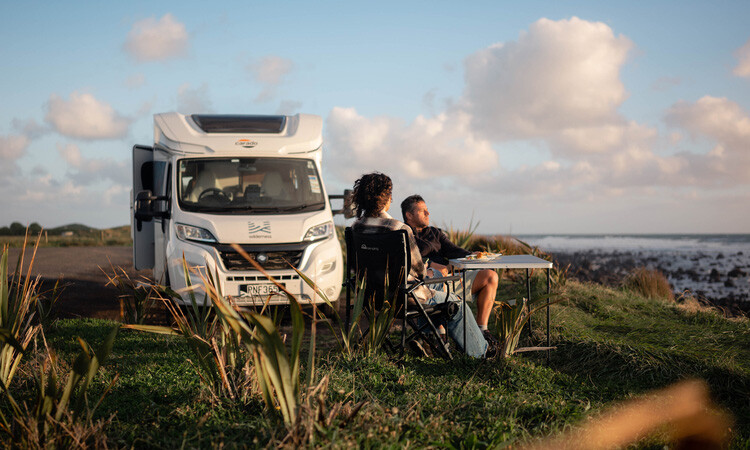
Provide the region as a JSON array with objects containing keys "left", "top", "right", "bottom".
[
  {"left": 248, "top": 220, "right": 271, "bottom": 238},
  {"left": 235, "top": 139, "right": 258, "bottom": 148}
]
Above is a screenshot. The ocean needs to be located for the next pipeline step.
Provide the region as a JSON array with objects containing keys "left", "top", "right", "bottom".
[{"left": 516, "top": 234, "right": 750, "bottom": 310}]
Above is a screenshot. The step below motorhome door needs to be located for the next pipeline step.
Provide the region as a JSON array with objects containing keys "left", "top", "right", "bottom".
[{"left": 132, "top": 145, "right": 155, "bottom": 270}]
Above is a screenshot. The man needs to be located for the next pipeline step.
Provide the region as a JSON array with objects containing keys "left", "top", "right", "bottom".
[
  {"left": 351, "top": 173, "right": 490, "bottom": 358},
  {"left": 401, "top": 195, "right": 499, "bottom": 337}
]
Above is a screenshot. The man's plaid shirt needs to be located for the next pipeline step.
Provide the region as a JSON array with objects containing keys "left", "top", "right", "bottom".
[{"left": 351, "top": 211, "right": 433, "bottom": 302}]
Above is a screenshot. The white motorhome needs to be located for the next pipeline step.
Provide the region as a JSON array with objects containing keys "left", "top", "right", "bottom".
[{"left": 131, "top": 113, "right": 344, "bottom": 306}]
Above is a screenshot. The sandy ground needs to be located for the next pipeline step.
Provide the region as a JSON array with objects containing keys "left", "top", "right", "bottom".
[{"left": 6, "top": 246, "right": 151, "bottom": 321}]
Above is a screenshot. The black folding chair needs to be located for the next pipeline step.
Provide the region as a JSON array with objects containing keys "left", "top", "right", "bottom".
[{"left": 344, "top": 227, "right": 460, "bottom": 359}]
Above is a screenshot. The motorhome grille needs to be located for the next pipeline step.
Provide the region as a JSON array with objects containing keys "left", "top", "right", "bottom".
[
  {"left": 226, "top": 274, "right": 301, "bottom": 282},
  {"left": 217, "top": 246, "right": 305, "bottom": 271}
]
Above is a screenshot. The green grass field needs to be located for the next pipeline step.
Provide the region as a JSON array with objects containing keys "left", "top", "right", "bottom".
[{"left": 9, "top": 277, "right": 746, "bottom": 448}]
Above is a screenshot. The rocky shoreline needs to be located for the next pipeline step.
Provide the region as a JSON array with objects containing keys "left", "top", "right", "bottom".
[{"left": 548, "top": 249, "right": 750, "bottom": 316}]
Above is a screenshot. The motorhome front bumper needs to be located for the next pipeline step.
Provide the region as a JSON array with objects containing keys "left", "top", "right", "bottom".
[{"left": 167, "top": 237, "right": 342, "bottom": 306}]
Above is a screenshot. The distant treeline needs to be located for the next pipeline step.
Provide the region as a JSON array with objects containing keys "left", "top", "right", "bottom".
[
  {"left": 0, "top": 222, "right": 122, "bottom": 236},
  {"left": 0, "top": 222, "right": 43, "bottom": 236}
]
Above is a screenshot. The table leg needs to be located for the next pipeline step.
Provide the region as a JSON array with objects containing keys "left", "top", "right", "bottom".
[
  {"left": 462, "top": 270, "right": 467, "bottom": 354},
  {"left": 547, "top": 268, "right": 551, "bottom": 363},
  {"left": 526, "top": 268, "right": 532, "bottom": 340}
]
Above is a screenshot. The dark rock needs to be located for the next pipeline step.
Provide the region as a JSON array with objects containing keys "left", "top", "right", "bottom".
[
  {"left": 717, "top": 253, "right": 725, "bottom": 260},
  {"left": 709, "top": 268, "right": 722, "bottom": 283},
  {"left": 725, "top": 278, "right": 736, "bottom": 288},
  {"left": 728, "top": 267, "right": 747, "bottom": 278},
  {"left": 686, "top": 269, "right": 700, "bottom": 282}
]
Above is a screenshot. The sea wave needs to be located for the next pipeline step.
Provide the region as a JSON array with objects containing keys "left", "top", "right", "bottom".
[{"left": 516, "top": 234, "right": 750, "bottom": 253}]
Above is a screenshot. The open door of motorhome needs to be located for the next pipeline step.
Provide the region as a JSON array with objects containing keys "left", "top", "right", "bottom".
[{"left": 132, "top": 145, "right": 155, "bottom": 270}]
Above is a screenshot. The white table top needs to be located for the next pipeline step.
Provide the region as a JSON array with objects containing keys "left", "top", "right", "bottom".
[{"left": 449, "top": 254, "right": 553, "bottom": 270}]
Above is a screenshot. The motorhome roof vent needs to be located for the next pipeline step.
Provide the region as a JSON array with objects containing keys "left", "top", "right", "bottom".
[{"left": 191, "top": 115, "right": 286, "bottom": 134}]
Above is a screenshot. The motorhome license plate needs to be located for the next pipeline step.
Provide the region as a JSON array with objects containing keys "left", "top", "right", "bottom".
[{"left": 239, "top": 283, "right": 283, "bottom": 297}]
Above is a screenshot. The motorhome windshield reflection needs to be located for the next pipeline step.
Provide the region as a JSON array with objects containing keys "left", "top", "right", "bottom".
[{"left": 178, "top": 157, "right": 326, "bottom": 214}]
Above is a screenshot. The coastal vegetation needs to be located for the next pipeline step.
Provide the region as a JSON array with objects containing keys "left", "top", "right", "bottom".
[
  {"left": 0, "top": 231, "right": 747, "bottom": 447},
  {"left": 0, "top": 223, "right": 131, "bottom": 247}
]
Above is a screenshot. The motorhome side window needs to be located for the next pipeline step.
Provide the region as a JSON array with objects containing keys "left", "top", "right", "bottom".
[{"left": 177, "top": 157, "right": 326, "bottom": 214}]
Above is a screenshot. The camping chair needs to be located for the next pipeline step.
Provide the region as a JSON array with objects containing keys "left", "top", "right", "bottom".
[{"left": 344, "top": 227, "right": 460, "bottom": 359}]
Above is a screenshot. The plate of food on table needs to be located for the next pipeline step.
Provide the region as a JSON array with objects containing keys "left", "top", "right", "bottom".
[{"left": 459, "top": 251, "right": 502, "bottom": 261}]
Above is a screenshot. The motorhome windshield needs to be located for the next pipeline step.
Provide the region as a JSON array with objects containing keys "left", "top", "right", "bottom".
[{"left": 178, "top": 157, "right": 326, "bottom": 214}]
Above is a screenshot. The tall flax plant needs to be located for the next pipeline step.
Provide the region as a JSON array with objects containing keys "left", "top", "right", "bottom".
[
  {"left": 222, "top": 244, "right": 309, "bottom": 425},
  {"left": 444, "top": 216, "right": 480, "bottom": 249},
  {"left": 0, "top": 234, "right": 43, "bottom": 389},
  {"left": 125, "top": 258, "right": 251, "bottom": 402},
  {"left": 493, "top": 295, "right": 558, "bottom": 357},
  {"left": 0, "top": 327, "right": 119, "bottom": 446}
]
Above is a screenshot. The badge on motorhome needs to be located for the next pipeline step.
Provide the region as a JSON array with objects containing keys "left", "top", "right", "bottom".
[
  {"left": 248, "top": 220, "right": 272, "bottom": 238},
  {"left": 235, "top": 139, "right": 258, "bottom": 148}
]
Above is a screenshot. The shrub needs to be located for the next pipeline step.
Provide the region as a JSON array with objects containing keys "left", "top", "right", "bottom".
[
  {"left": 0, "top": 235, "right": 43, "bottom": 389},
  {"left": 623, "top": 267, "right": 674, "bottom": 301}
]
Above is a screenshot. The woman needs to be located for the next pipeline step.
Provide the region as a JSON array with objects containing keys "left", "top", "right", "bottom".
[{"left": 350, "top": 172, "right": 489, "bottom": 358}]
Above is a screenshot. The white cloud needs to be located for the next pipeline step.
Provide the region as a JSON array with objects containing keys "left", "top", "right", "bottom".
[
  {"left": 318, "top": 17, "right": 750, "bottom": 233},
  {"left": 0, "top": 134, "right": 29, "bottom": 161},
  {"left": 176, "top": 83, "right": 213, "bottom": 113},
  {"left": 665, "top": 96, "right": 750, "bottom": 147},
  {"left": 551, "top": 121, "right": 657, "bottom": 157},
  {"left": 249, "top": 56, "right": 295, "bottom": 102},
  {"left": 124, "top": 13, "right": 189, "bottom": 62},
  {"left": 45, "top": 92, "right": 131, "bottom": 139},
  {"left": 732, "top": 38, "right": 750, "bottom": 78},
  {"left": 325, "top": 106, "right": 498, "bottom": 182},
  {"left": 463, "top": 16, "right": 632, "bottom": 140},
  {"left": 57, "top": 143, "right": 130, "bottom": 186},
  {"left": 664, "top": 96, "right": 750, "bottom": 185}
]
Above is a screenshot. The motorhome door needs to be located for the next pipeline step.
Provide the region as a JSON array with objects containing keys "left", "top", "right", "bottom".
[{"left": 132, "top": 145, "right": 155, "bottom": 270}]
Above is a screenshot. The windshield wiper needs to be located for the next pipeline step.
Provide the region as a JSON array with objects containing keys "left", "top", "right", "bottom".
[{"left": 278, "top": 202, "right": 326, "bottom": 212}]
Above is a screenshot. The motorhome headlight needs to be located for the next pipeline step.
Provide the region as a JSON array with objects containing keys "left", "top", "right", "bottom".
[
  {"left": 303, "top": 221, "right": 333, "bottom": 242},
  {"left": 175, "top": 223, "right": 217, "bottom": 243}
]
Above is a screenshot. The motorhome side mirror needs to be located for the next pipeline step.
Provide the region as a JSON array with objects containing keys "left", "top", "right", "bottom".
[
  {"left": 134, "top": 190, "right": 155, "bottom": 222},
  {"left": 342, "top": 189, "right": 355, "bottom": 219}
]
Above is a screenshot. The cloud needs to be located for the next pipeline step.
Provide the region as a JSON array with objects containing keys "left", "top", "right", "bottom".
[
  {"left": 732, "top": 38, "right": 750, "bottom": 78},
  {"left": 45, "top": 92, "right": 131, "bottom": 139},
  {"left": 11, "top": 118, "right": 48, "bottom": 139},
  {"left": 321, "top": 16, "right": 748, "bottom": 228},
  {"left": 664, "top": 96, "right": 750, "bottom": 185},
  {"left": 249, "top": 56, "right": 295, "bottom": 102},
  {"left": 325, "top": 106, "right": 498, "bottom": 182},
  {"left": 462, "top": 16, "right": 633, "bottom": 140},
  {"left": 176, "top": 83, "right": 213, "bottom": 113},
  {"left": 0, "top": 134, "right": 29, "bottom": 161},
  {"left": 124, "top": 13, "right": 189, "bottom": 62},
  {"left": 57, "top": 143, "right": 129, "bottom": 186}
]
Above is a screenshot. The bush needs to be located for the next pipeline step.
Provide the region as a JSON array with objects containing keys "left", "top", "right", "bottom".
[{"left": 623, "top": 267, "right": 674, "bottom": 301}]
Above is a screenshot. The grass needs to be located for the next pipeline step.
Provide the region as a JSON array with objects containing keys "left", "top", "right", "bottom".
[
  {"left": 622, "top": 266, "right": 675, "bottom": 301},
  {"left": 2, "top": 227, "right": 747, "bottom": 447},
  {"left": 4, "top": 277, "right": 747, "bottom": 448}
]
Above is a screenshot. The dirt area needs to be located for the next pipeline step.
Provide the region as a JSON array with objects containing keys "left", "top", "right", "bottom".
[
  {"left": 6, "top": 246, "right": 347, "bottom": 323},
  {"left": 7, "top": 246, "right": 152, "bottom": 321}
]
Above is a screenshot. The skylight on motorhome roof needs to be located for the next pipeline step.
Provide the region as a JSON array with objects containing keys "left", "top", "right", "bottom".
[{"left": 191, "top": 115, "right": 286, "bottom": 133}]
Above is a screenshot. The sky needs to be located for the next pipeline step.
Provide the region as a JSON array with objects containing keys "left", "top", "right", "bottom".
[{"left": 1, "top": 1, "right": 749, "bottom": 234}]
